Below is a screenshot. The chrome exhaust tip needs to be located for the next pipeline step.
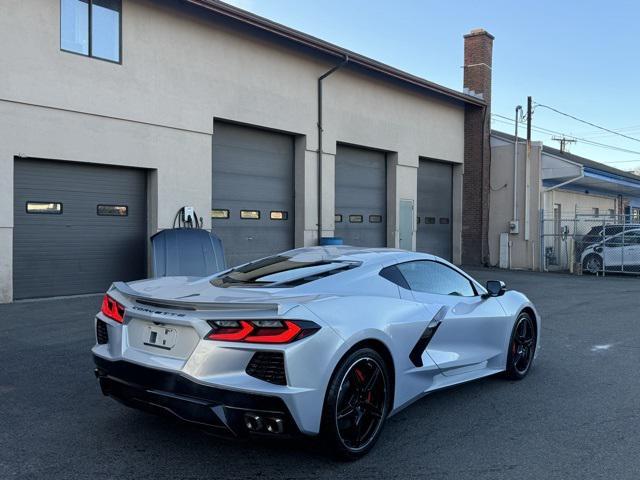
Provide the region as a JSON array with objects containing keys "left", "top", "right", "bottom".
[
  {"left": 264, "top": 417, "right": 284, "bottom": 434},
  {"left": 243, "top": 414, "right": 263, "bottom": 431}
]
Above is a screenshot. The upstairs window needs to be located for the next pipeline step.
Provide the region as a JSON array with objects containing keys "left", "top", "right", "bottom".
[{"left": 61, "top": 0, "right": 121, "bottom": 63}]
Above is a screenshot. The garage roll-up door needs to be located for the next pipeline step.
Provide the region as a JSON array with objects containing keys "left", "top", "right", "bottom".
[
  {"left": 335, "top": 145, "right": 387, "bottom": 247},
  {"left": 212, "top": 122, "right": 294, "bottom": 268},
  {"left": 13, "top": 159, "right": 147, "bottom": 300},
  {"left": 417, "top": 159, "right": 453, "bottom": 260}
]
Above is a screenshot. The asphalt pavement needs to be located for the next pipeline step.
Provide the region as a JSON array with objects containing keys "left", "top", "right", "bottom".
[{"left": 1, "top": 269, "right": 639, "bottom": 479}]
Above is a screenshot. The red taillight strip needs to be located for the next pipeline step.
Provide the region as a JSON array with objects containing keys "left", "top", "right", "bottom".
[
  {"left": 245, "top": 321, "right": 301, "bottom": 343},
  {"left": 205, "top": 319, "right": 319, "bottom": 344},
  {"left": 206, "top": 320, "right": 254, "bottom": 341},
  {"left": 101, "top": 294, "right": 125, "bottom": 323}
]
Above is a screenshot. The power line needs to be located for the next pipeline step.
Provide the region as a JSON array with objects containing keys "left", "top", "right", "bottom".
[
  {"left": 493, "top": 115, "right": 640, "bottom": 167},
  {"left": 566, "top": 124, "right": 640, "bottom": 139},
  {"left": 575, "top": 126, "right": 640, "bottom": 139},
  {"left": 604, "top": 158, "right": 640, "bottom": 164},
  {"left": 491, "top": 115, "right": 640, "bottom": 170},
  {"left": 534, "top": 103, "right": 640, "bottom": 144},
  {"left": 491, "top": 113, "right": 640, "bottom": 155}
]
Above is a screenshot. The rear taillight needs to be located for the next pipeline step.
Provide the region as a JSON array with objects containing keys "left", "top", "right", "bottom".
[
  {"left": 205, "top": 319, "right": 319, "bottom": 344},
  {"left": 101, "top": 294, "right": 125, "bottom": 323}
]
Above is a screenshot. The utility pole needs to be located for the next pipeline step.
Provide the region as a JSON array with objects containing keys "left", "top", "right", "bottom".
[
  {"left": 524, "top": 96, "right": 532, "bottom": 242},
  {"left": 551, "top": 136, "right": 577, "bottom": 153},
  {"left": 526, "top": 96, "right": 532, "bottom": 155}
]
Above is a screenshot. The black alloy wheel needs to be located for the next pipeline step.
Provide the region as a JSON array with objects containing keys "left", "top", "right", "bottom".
[
  {"left": 505, "top": 312, "right": 536, "bottom": 380},
  {"left": 321, "top": 348, "right": 390, "bottom": 460}
]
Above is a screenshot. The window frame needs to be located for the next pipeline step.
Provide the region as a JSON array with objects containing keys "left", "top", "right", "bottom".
[
  {"left": 269, "top": 211, "right": 288, "bottom": 221},
  {"left": 387, "top": 259, "right": 481, "bottom": 297},
  {"left": 60, "top": 0, "right": 123, "bottom": 65},
  {"left": 240, "top": 209, "right": 261, "bottom": 220},
  {"left": 211, "top": 209, "right": 230, "bottom": 219},
  {"left": 25, "top": 201, "right": 63, "bottom": 215},
  {"left": 96, "top": 204, "right": 128, "bottom": 216}
]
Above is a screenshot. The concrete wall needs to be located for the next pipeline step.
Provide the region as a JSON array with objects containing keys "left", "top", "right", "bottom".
[
  {"left": 489, "top": 141, "right": 542, "bottom": 270},
  {"left": 542, "top": 190, "right": 616, "bottom": 217},
  {"left": 0, "top": 0, "right": 467, "bottom": 302}
]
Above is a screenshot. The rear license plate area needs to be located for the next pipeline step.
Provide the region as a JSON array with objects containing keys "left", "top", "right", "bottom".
[{"left": 144, "top": 325, "right": 178, "bottom": 350}]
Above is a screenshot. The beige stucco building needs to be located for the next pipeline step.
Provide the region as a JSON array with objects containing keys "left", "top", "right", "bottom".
[{"left": 0, "top": 0, "right": 491, "bottom": 302}]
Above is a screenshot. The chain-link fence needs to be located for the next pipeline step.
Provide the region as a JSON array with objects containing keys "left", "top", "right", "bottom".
[{"left": 540, "top": 212, "right": 640, "bottom": 275}]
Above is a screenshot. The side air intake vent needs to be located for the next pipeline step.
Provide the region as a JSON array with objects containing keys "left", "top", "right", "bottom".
[
  {"left": 246, "top": 352, "right": 286, "bottom": 385},
  {"left": 96, "top": 319, "right": 109, "bottom": 344}
]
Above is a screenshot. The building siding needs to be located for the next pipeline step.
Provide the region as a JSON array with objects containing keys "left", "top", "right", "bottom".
[{"left": 0, "top": 0, "right": 470, "bottom": 301}]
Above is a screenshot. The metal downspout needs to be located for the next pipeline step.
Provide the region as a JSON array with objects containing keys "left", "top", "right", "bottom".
[{"left": 317, "top": 55, "right": 349, "bottom": 243}]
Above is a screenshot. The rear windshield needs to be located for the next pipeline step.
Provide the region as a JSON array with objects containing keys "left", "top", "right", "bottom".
[{"left": 210, "top": 255, "right": 359, "bottom": 288}]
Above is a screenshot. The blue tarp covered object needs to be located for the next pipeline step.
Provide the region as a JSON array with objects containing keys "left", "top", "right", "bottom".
[{"left": 151, "top": 228, "right": 226, "bottom": 278}]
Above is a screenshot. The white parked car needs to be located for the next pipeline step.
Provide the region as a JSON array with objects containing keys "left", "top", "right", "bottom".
[
  {"left": 581, "top": 228, "right": 640, "bottom": 274},
  {"left": 93, "top": 246, "right": 540, "bottom": 459}
]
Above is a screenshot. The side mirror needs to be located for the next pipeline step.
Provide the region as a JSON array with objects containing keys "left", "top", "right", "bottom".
[{"left": 483, "top": 280, "right": 506, "bottom": 298}]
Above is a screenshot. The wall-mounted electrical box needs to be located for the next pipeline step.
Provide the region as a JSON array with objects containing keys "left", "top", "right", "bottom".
[{"left": 509, "top": 220, "right": 519, "bottom": 234}]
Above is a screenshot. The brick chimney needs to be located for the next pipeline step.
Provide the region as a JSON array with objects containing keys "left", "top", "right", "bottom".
[{"left": 462, "top": 28, "right": 494, "bottom": 265}]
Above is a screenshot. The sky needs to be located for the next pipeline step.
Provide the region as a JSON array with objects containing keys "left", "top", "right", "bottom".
[{"left": 223, "top": 0, "right": 640, "bottom": 173}]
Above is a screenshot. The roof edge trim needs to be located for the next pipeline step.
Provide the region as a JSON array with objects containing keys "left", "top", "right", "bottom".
[{"left": 184, "top": 0, "right": 485, "bottom": 106}]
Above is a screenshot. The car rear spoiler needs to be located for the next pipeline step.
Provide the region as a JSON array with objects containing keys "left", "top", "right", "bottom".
[{"left": 111, "top": 281, "right": 283, "bottom": 313}]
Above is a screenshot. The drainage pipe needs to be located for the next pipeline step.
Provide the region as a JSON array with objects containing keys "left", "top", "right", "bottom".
[{"left": 317, "top": 55, "right": 349, "bottom": 243}]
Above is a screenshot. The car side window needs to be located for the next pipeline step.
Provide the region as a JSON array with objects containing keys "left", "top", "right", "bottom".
[
  {"left": 621, "top": 231, "right": 640, "bottom": 245},
  {"left": 605, "top": 235, "right": 624, "bottom": 247},
  {"left": 605, "top": 226, "right": 623, "bottom": 236},
  {"left": 396, "top": 261, "right": 476, "bottom": 297}
]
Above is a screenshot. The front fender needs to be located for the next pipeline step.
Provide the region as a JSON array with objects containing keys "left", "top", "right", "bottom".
[{"left": 498, "top": 291, "right": 542, "bottom": 356}]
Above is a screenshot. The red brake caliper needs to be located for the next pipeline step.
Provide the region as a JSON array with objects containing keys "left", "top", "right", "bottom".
[{"left": 354, "top": 368, "right": 373, "bottom": 402}]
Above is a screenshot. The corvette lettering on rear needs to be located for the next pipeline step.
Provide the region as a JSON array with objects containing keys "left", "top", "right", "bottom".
[{"left": 130, "top": 305, "right": 186, "bottom": 317}]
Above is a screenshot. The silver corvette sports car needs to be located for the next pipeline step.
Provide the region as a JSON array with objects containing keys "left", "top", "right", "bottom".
[{"left": 93, "top": 246, "right": 540, "bottom": 459}]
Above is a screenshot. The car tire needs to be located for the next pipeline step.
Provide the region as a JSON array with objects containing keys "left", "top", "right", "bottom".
[
  {"left": 504, "top": 312, "right": 537, "bottom": 380},
  {"left": 321, "top": 348, "right": 391, "bottom": 460},
  {"left": 583, "top": 254, "right": 603, "bottom": 274}
]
